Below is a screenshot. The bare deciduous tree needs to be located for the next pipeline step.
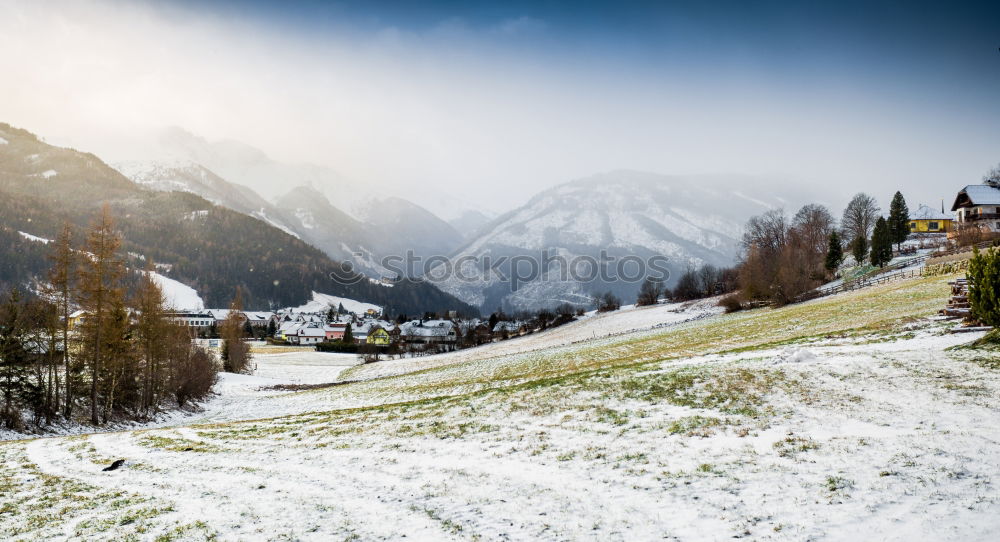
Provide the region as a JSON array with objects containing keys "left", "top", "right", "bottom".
[{"left": 841, "top": 193, "right": 880, "bottom": 261}]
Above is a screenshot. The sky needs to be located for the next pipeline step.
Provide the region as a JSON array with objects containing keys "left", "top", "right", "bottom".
[{"left": 0, "top": 0, "right": 998, "bottom": 218}]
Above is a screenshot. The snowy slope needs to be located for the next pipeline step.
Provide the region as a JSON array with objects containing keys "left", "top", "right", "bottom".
[
  {"left": 285, "top": 291, "right": 381, "bottom": 315},
  {"left": 114, "top": 160, "right": 301, "bottom": 238},
  {"left": 147, "top": 271, "right": 204, "bottom": 310},
  {"left": 4, "top": 275, "right": 1000, "bottom": 540}
]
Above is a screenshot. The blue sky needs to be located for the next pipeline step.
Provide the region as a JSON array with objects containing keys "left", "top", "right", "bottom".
[{"left": 1, "top": 0, "right": 997, "bottom": 216}]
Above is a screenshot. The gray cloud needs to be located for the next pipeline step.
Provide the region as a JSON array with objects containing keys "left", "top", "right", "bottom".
[{"left": 0, "top": 0, "right": 996, "bottom": 219}]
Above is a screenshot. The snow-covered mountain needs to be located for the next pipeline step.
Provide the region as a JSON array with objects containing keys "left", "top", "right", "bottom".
[
  {"left": 428, "top": 170, "right": 795, "bottom": 312},
  {"left": 448, "top": 210, "right": 494, "bottom": 240},
  {"left": 115, "top": 160, "right": 465, "bottom": 279},
  {"left": 114, "top": 160, "right": 304, "bottom": 239}
]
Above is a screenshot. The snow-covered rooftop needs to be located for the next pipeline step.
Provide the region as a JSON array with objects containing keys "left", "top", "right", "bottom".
[
  {"left": 910, "top": 204, "right": 951, "bottom": 221},
  {"left": 954, "top": 184, "right": 1000, "bottom": 208}
]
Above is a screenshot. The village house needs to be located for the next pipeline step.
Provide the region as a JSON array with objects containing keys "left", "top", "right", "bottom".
[
  {"left": 908, "top": 204, "right": 953, "bottom": 234},
  {"left": 492, "top": 321, "right": 526, "bottom": 341},
  {"left": 366, "top": 326, "right": 392, "bottom": 346},
  {"left": 67, "top": 309, "right": 88, "bottom": 331},
  {"left": 951, "top": 182, "right": 1000, "bottom": 234},
  {"left": 165, "top": 311, "right": 215, "bottom": 333},
  {"left": 399, "top": 319, "right": 458, "bottom": 352},
  {"left": 286, "top": 323, "right": 326, "bottom": 345},
  {"left": 323, "top": 322, "right": 347, "bottom": 341}
]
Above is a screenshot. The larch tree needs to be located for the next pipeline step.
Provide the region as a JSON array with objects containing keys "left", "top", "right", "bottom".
[
  {"left": 77, "top": 204, "right": 125, "bottom": 425},
  {"left": 132, "top": 261, "right": 172, "bottom": 415},
  {"left": 44, "top": 222, "right": 75, "bottom": 419}
]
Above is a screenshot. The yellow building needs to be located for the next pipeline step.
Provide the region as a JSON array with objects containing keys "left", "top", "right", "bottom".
[
  {"left": 67, "top": 310, "right": 89, "bottom": 331},
  {"left": 909, "top": 204, "right": 953, "bottom": 233},
  {"left": 366, "top": 327, "right": 392, "bottom": 346}
]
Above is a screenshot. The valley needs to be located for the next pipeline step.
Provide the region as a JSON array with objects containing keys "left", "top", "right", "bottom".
[{"left": 3, "top": 273, "right": 999, "bottom": 540}]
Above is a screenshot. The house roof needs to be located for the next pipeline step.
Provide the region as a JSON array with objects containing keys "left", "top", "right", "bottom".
[
  {"left": 910, "top": 204, "right": 951, "bottom": 221},
  {"left": 298, "top": 325, "right": 325, "bottom": 338},
  {"left": 951, "top": 184, "right": 1000, "bottom": 211},
  {"left": 493, "top": 321, "right": 524, "bottom": 333},
  {"left": 399, "top": 319, "right": 455, "bottom": 337}
]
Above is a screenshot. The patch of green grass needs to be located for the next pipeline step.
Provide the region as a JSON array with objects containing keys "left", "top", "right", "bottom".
[
  {"left": 824, "top": 475, "right": 853, "bottom": 493},
  {"left": 139, "top": 433, "right": 226, "bottom": 453},
  {"left": 666, "top": 415, "right": 724, "bottom": 436},
  {"left": 773, "top": 435, "right": 820, "bottom": 458},
  {"left": 613, "top": 367, "right": 784, "bottom": 417},
  {"left": 593, "top": 406, "right": 630, "bottom": 426}
]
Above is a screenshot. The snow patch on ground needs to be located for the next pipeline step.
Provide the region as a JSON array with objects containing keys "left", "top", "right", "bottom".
[
  {"left": 286, "top": 291, "right": 382, "bottom": 315},
  {"left": 18, "top": 231, "right": 51, "bottom": 244}
]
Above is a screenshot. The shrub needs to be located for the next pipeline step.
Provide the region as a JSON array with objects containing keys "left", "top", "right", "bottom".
[
  {"left": 719, "top": 294, "right": 743, "bottom": 313},
  {"left": 173, "top": 347, "right": 219, "bottom": 407},
  {"left": 596, "top": 291, "right": 621, "bottom": 312},
  {"left": 968, "top": 247, "right": 1000, "bottom": 326},
  {"left": 315, "top": 340, "right": 359, "bottom": 353}
]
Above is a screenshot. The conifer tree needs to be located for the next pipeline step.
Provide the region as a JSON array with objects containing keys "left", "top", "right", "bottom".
[
  {"left": 850, "top": 236, "right": 868, "bottom": 266},
  {"left": 888, "top": 191, "right": 910, "bottom": 250},
  {"left": 0, "top": 290, "right": 29, "bottom": 430},
  {"left": 44, "top": 222, "right": 75, "bottom": 418},
  {"left": 132, "top": 261, "right": 170, "bottom": 414},
  {"left": 77, "top": 205, "right": 124, "bottom": 425},
  {"left": 825, "top": 231, "right": 843, "bottom": 272},
  {"left": 342, "top": 323, "right": 353, "bottom": 344},
  {"left": 870, "top": 217, "right": 893, "bottom": 267},
  {"left": 968, "top": 247, "right": 1000, "bottom": 327}
]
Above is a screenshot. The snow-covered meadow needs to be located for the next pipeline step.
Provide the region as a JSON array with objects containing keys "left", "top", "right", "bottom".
[{"left": 3, "top": 274, "right": 1000, "bottom": 541}]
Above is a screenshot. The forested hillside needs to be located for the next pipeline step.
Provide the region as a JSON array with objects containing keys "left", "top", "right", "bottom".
[{"left": 0, "top": 123, "right": 477, "bottom": 315}]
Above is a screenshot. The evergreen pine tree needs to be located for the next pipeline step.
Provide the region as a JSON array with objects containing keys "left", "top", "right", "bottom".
[
  {"left": 888, "top": 191, "right": 910, "bottom": 249},
  {"left": 342, "top": 323, "right": 353, "bottom": 344},
  {"left": 0, "top": 290, "right": 29, "bottom": 430},
  {"left": 825, "top": 231, "right": 843, "bottom": 272},
  {"left": 968, "top": 247, "right": 1000, "bottom": 326},
  {"left": 851, "top": 236, "right": 868, "bottom": 266},
  {"left": 870, "top": 217, "right": 893, "bottom": 267}
]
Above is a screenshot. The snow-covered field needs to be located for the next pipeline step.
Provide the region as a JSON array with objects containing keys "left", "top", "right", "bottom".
[{"left": 3, "top": 274, "right": 1000, "bottom": 541}]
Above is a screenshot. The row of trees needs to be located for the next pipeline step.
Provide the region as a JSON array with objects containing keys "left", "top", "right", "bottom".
[
  {"left": 0, "top": 206, "right": 218, "bottom": 431},
  {"left": 734, "top": 191, "right": 913, "bottom": 306},
  {"left": 837, "top": 191, "right": 910, "bottom": 267},
  {"left": 632, "top": 265, "right": 739, "bottom": 307}
]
